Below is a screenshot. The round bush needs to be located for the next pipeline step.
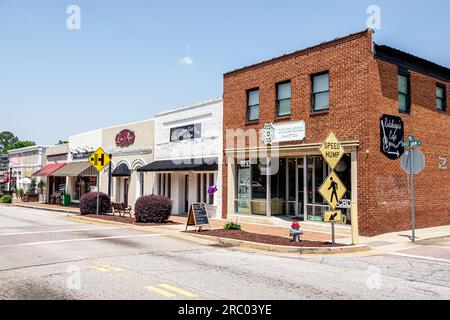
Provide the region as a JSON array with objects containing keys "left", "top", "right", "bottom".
[
  {"left": 135, "top": 195, "right": 172, "bottom": 223},
  {"left": 0, "top": 195, "right": 12, "bottom": 204},
  {"left": 79, "top": 192, "right": 111, "bottom": 215}
]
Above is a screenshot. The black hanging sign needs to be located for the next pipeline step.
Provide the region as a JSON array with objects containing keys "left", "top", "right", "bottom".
[
  {"left": 380, "top": 114, "right": 405, "bottom": 160},
  {"left": 185, "top": 203, "right": 211, "bottom": 231}
]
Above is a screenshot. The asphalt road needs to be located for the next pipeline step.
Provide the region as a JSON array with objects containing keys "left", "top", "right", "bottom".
[{"left": 1, "top": 206, "right": 450, "bottom": 300}]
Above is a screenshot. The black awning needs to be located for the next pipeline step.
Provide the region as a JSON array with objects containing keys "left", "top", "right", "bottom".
[
  {"left": 112, "top": 163, "right": 131, "bottom": 177},
  {"left": 138, "top": 158, "right": 218, "bottom": 172}
]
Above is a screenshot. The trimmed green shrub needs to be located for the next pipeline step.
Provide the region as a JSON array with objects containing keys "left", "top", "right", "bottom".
[
  {"left": 135, "top": 195, "right": 172, "bottom": 223},
  {"left": 79, "top": 192, "right": 111, "bottom": 215},
  {"left": 0, "top": 195, "right": 13, "bottom": 204},
  {"left": 224, "top": 221, "right": 241, "bottom": 230}
]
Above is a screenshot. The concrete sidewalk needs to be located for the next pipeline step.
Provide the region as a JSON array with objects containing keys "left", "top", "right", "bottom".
[
  {"left": 7, "top": 200, "right": 344, "bottom": 243},
  {"left": 7, "top": 200, "right": 450, "bottom": 248}
]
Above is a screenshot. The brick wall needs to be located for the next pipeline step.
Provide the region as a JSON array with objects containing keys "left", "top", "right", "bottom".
[{"left": 366, "top": 57, "right": 450, "bottom": 235}]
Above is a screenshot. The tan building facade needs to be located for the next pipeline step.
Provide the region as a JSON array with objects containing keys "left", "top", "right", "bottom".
[{"left": 100, "top": 119, "right": 155, "bottom": 208}]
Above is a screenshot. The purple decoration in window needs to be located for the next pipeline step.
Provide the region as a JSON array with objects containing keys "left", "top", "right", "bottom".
[{"left": 208, "top": 185, "right": 218, "bottom": 194}]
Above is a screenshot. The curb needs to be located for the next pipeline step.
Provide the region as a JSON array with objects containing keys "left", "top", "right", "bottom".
[
  {"left": 66, "top": 215, "right": 369, "bottom": 254},
  {"left": 10, "top": 203, "right": 79, "bottom": 215},
  {"left": 184, "top": 233, "right": 370, "bottom": 254}
]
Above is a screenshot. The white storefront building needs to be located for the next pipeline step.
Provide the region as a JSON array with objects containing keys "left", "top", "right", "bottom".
[{"left": 138, "top": 98, "right": 223, "bottom": 217}]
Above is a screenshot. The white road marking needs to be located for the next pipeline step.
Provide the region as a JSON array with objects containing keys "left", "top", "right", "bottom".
[
  {"left": 0, "top": 234, "right": 165, "bottom": 248},
  {"left": 388, "top": 252, "right": 450, "bottom": 264},
  {"left": 0, "top": 227, "right": 121, "bottom": 237}
]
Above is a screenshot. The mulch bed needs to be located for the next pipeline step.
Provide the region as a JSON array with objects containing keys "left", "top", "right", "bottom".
[
  {"left": 84, "top": 214, "right": 182, "bottom": 226},
  {"left": 186, "top": 229, "right": 347, "bottom": 247}
]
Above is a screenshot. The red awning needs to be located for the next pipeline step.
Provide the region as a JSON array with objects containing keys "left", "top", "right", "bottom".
[{"left": 32, "top": 163, "right": 66, "bottom": 177}]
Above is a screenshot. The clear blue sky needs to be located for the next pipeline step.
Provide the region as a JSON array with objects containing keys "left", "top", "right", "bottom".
[{"left": 1, "top": 0, "right": 449, "bottom": 145}]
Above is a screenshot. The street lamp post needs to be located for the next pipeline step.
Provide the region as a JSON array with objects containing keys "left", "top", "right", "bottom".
[{"left": 107, "top": 149, "right": 113, "bottom": 198}]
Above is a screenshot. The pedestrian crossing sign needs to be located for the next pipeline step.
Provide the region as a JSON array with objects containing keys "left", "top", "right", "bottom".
[
  {"left": 88, "top": 148, "right": 111, "bottom": 172},
  {"left": 324, "top": 210, "right": 343, "bottom": 223},
  {"left": 319, "top": 171, "right": 347, "bottom": 210}
]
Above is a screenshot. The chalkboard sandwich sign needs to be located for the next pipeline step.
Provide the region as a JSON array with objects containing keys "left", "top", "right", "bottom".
[{"left": 185, "top": 203, "right": 211, "bottom": 232}]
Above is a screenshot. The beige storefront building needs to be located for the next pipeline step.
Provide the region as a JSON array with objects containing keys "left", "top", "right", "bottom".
[{"left": 100, "top": 119, "right": 155, "bottom": 208}]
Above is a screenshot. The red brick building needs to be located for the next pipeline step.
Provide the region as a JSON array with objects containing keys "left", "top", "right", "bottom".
[{"left": 222, "top": 29, "right": 450, "bottom": 236}]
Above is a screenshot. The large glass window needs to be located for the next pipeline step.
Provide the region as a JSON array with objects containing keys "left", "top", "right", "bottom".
[
  {"left": 276, "top": 81, "right": 291, "bottom": 117},
  {"left": 236, "top": 161, "right": 250, "bottom": 214},
  {"left": 270, "top": 159, "right": 286, "bottom": 216},
  {"left": 251, "top": 160, "right": 267, "bottom": 215},
  {"left": 312, "top": 72, "right": 330, "bottom": 111},
  {"left": 437, "top": 84, "right": 446, "bottom": 111},
  {"left": 398, "top": 73, "right": 410, "bottom": 113},
  {"left": 247, "top": 89, "right": 260, "bottom": 121}
]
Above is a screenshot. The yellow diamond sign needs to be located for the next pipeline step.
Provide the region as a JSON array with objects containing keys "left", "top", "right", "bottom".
[
  {"left": 320, "top": 132, "right": 345, "bottom": 169},
  {"left": 88, "top": 148, "right": 111, "bottom": 172},
  {"left": 319, "top": 171, "right": 347, "bottom": 210},
  {"left": 324, "top": 210, "right": 343, "bottom": 223}
]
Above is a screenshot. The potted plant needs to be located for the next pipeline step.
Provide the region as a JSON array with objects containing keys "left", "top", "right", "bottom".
[
  {"left": 38, "top": 180, "right": 46, "bottom": 203},
  {"left": 18, "top": 188, "right": 24, "bottom": 200}
]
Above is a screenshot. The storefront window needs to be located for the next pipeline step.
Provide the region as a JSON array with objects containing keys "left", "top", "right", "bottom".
[
  {"left": 233, "top": 154, "right": 352, "bottom": 224},
  {"left": 236, "top": 161, "right": 250, "bottom": 214}
]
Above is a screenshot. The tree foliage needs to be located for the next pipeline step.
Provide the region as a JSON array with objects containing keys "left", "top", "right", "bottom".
[{"left": 0, "top": 131, "right": 36, "bottom": 154}]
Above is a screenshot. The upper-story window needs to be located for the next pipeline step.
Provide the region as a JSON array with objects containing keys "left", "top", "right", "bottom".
[
  {"left": 247, "top": 89, "right": 260, "bottom": 121},
  {"left": 398, "top": 71, "right": 411, "bottom": 114},
  {"left": 312, "top": 72, "right": 330, "bottom": 111},
  {"left": 170, "top": 124, "right": 201, "bottom": 142},
  {"left": 437, "top": 84, "right": 447, "bottom": 111},
  {"left": 276, "top": 81, "right": 291, "bottom": 117}
]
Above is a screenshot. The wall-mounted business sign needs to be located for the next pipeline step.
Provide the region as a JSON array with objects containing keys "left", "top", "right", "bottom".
[
  {"left": 261, "top": 121, "right": 306, "bottom": 145},
  {"left": 71, "top": 148, "right": 95, "bottom": 160},
  {"left": 115, "top": 130, "right": 135, "bottom": 147},
  {"left": 380, "top": 114, "right": 405, "bottom": 160}
]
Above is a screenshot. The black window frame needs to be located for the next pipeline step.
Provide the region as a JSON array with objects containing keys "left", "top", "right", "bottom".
[
  {"left": 275, "top": 80, "right": 291, "bottom": 117},
  {"left": 311, "top": 71, "right": 330, "bottom": 112},
  {"left": 437, "top": 83, "right": 447, "bottom": 111},
  {"left": 398, "top": 69, "right": 411, "bottom": 114},
  {"left": 246, "top": 88, "right": 260, "bottom": 122}
]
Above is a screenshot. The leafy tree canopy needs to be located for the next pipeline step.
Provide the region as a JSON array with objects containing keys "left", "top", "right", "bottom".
[
  {"left": 56, "top": 140, "right": 68, "bottom": 145},
  {"left": 0, "top": 131, "right": 36, "bottom": 154}
]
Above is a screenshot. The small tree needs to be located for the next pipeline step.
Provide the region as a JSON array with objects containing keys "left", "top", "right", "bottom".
[
  {"left": 28, "top": 178, "right": 37, "bottom": 194},
  {"left": 38, "top": 180, "right": 46, "bottom": 195}
]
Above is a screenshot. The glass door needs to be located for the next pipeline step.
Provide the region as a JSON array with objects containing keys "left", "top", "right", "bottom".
[
  {"left": 297, "top": 158, "right": 305, "bottom": 219},
  {"left": 306, "top": 156, "right": 330, "bottom": 222}
]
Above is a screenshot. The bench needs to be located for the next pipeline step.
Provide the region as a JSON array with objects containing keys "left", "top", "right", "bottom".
[{"left": 112, "top": 202, "right": 132, "bottom": 217}]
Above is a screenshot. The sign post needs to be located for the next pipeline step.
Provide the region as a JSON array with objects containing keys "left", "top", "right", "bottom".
[
  {"left": 401, "top": 137, "right": 425, "bottom": 243},
  {"left": 88, "top": 148, "right": 111, "bottom": 215},
  {"left": 185, "top": 203, "right": 211, "bottom": 232},
  {"left": 319, "top": 133, "right": 347, "bottom": 245}
]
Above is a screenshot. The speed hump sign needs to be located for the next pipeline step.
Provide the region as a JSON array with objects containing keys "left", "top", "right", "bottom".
[{"left": 88, "top": 148, "right": 111, "bottom": 172}]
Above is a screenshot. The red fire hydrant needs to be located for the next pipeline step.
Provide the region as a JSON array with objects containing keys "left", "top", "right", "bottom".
[{"left": 290, "top": 220, "right": 303, "bottom": 243}]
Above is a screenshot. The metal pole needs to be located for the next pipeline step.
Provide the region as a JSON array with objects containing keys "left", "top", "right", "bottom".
[
  {"left": 96, "top": 172, "right": 100, "bottom": 215},
  {"left": 108, "top": 154, "right": 112, "bottom": 197},
  {"left": 331, "top": 222, "right": 336, "bottom": 245},
  {"left": 410, "top": 148, "right": 415, "bottom": 242}
]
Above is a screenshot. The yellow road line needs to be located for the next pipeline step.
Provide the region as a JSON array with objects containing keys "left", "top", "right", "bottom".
[
  {"left": 158, "top": 284, "right": 198, "bottom": 298},
  {"left": 95, "top": 266, "right": 112, "bottom": 272},
  {"left": 145, "top": 286, "right": 176, "bottom": 298},
  {"left": 94, "top": 265, "right": 125, "bottom": 272},
  {"left": 100, "top": 265, "right": 125, "bottom": 272}
]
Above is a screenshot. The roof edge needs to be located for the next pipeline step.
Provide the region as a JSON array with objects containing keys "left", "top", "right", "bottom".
[{"left": 224, "top": 29, "right": 373, "bottom": 77}]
